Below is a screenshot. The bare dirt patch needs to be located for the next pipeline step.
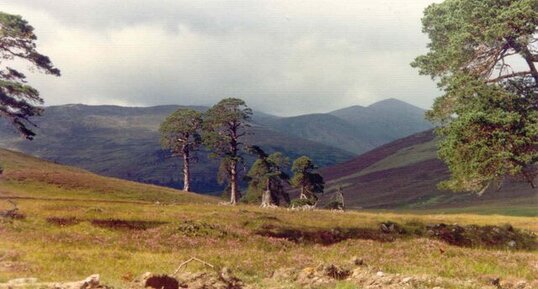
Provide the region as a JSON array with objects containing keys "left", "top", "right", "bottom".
[
  {"left": 90, "top": 219, "right": 167, "bottom": 231},
  {"left": 256, "top": 221, "right": 537, "bottom": 250},
  {"left": 256, "top": 226, "right": 397, "bottom": 245},
  {"left": 46, "top": 216, "right": 80, "bottom": 226}
]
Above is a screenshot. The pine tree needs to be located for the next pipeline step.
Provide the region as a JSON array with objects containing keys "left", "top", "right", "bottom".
[
  {"left": 412, "top": 0, "right": 538, "bottom": 192},
  {"left": 203, "top": 98, "right": 252, "bottom": 204},
  {"left": 159, "top": 108, "right": 202, "bottom": 192},
  {"left": 0, "top": 11, "right": 61, "bottom": 139},
  {"left": 290, "top": 156, "right": 324, "bottom": 204},
  {"left": 246, "top": 146, "right": 290, "bottom": 207}
]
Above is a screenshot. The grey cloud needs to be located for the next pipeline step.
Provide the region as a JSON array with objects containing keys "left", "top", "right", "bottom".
[{"left": 2, "top": 0, "right": 442, "bottom": 116}]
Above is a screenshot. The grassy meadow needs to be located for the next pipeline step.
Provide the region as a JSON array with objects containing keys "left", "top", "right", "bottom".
[{"left": 0, "top": 148, "right": 537, "bottom": 288}]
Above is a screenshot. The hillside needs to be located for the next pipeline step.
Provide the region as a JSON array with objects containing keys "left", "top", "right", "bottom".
[
  {"left": 265, "top": 98, "right": 433, "bottom": 154},
  {"left": 322, "top": 130, "right": 538, "bottom": 216},
  {"left": 0, "top": 149, "right": 537, "bottom": 289},
  {"left": 0, "top": 104, "right": 354, "bottom": 193},
  {"left": 0, "top": 148, "right": 215, "bottom": 204},
  {"left": 0, "top": 99, "right": 431, "bottom": 193},
  {"left": 267, "top": 114, "right": 378, "bottom": 154}
]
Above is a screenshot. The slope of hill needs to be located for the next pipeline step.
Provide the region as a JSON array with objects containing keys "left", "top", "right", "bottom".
[
  {"left": 0, "top": 148, "right": 215, "bottom": 204},
  {"left": 322, "top": 130, "right": 538, "bottom": 216},
  {"left": 266, "top": 113, "right": 377, "bottom": 154},
  {"left": 265, "top": 98, "right": 433, "bottom": 154},
  {"left": 0, "top": 148, "right": 536, "bottom": 289},
  {"left": 0, "top": 104, "right": 354, "bottom": 193}
]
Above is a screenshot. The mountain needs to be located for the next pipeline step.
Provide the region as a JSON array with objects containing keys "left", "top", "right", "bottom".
[
  {"left": 266, "top": 113, "right": 376, "bottom": 154},
  {"left": 330, "top": 98, "right": 433, "bottom": 145},
  {"left": 263, "top": 98, "right": 433, "bottom": 154},
  {"left": 0, "top": 104, "right": 354, "bottom": 193},
  {"left": 321, "top": 130, "right": 538, "bottom": 216},
  {"left": 0, "top": 98, "right": 433, "bottom": 194}
]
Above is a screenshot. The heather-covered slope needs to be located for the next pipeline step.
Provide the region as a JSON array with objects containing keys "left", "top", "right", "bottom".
[{"left": 322, "top": 130, "right": 538, "bottom": 216}]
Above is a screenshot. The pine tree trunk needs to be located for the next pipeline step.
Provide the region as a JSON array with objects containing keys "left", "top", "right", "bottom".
[
  {"left": 261, "top": 180, "right": 272, "bottom": 207},
  {"left": 229, "top": 159, "right": 240, "bottom": 204},
  {"left": 182, "top": 147, "right": 190, "bottom": 192},
  {"left": 300, "top": 186, "right": 307, "bottom": 199}
]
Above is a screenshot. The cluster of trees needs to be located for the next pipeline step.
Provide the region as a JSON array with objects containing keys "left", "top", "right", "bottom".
[{"left": 159, "top": 98, "right": 327, "bottom": 206}]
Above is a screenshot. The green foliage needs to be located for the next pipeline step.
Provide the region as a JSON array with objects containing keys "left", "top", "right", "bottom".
[
  {"left": 202, "top": 98, "right": 252, "bottom": 160},
  {"left": 159, "top": 108, "right": 203, "bottom": 191},
  {"left": 291, "top": 156, "right": 324, "bottom": 200},
  {"left": 203, "top": 98, "right": 252, "bottom": 202},
  {"left": 412, "top": 0, "right": 538, "bottom": 192},
  {"left": 245, "top": 146, "right": 290, "bottom": 205},
  {"left": 159, "top": 108, "right": 202, "bottom": 156},
  {"left": 289, "top": 197, "right": 316, "bottom": 207},
  {"left": 325, "top": 185, "right": 345, "bottom": 210},
  {"left": 435, "top": 76, "right": 538, "bottom": 192},
  {"left": 0, "top": 11, "right": 60, "bottom": 139}
]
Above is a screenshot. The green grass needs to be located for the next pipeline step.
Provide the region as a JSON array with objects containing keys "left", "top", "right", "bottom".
[
  {"left": 2, "top": 201, "right": 537, "bottom": 288},
  {"left": 359, "top": 139, "right": 437, "bottom": 176},
  {"left": 0, "top": 148, "right": 537, "bottom": 289}
]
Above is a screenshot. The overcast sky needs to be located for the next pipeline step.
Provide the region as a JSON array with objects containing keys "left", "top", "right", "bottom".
[{"left": 2, "top": 0, "right": 442, "bottom": 116}]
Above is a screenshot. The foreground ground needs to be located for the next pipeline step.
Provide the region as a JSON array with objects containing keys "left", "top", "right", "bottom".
[{"left": 0, "top": 149, "right": 537, "bottom": 288}]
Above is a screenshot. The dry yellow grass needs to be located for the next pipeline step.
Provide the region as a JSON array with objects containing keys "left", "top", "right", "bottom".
[{"left": 0, "top": 148, "right": 537, "bottom": 288}]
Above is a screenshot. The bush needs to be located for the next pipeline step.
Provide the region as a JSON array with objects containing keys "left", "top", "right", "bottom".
[
  {"left": 324, "top": 200, "right": 344, "bottom": 210},
  {"left": 290, "top": 198, "right": 316, "bottom": 208}
]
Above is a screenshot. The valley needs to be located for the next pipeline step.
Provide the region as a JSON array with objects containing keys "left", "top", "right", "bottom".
[{"left": 0, "top": 99, "right": 430, "bottom": 193}]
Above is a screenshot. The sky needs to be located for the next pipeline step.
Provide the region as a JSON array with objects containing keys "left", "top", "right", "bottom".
[{"left": 2, "top": 0, "right": 442, "bottom": 116}]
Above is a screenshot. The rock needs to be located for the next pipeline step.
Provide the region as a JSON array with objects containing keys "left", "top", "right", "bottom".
[
  {"left": 515, "top": 281, "right": 527, "bottom": 289},
  {"left": 81, "top": 275, "right": 101, "bottom": 289},
  {"left": 7, "top": 278, "right": 38, "bottom": 285},
  {"left": 379, "top": 222, "right": 406, "bottom": 234},
  {"left": 376, "top": 271, "right": 384, "bottom": 277},
  {"left": 490, "top": 277, "right": 501, "bottom": 288},
  {"left": 402, "top": 277, "right": 412, "bottom": 283},
  {"left": 507, "top": 240, "right": 517, "bottom": 248},
  {"left": 271, "top": 268, "right": 298, "bottom": 281},
  {"left": 174, "top": 269, "right": 244, "bottom": 289},
  {"left": 219, "top": 267, "right": 243, "bottom": 288},
  {"left": 350, "top": 256, "right": 364, "bottom": 266},
  {"left": 4, "top": 274, "right": 108, "bottom": 289},
  {"left": 321, "top": 264, "right": 350, "bottom": 280}
]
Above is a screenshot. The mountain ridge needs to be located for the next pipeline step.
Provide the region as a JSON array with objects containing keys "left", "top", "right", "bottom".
[{"left": 0, "top": 98, "right": 433, "bottom": 193}]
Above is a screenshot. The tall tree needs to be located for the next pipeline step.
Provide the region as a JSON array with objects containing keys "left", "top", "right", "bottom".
[
  {"left": 0, "top": 11, "right": 60, "bottom": 139},
  {"left": 412, "top": 0, "right": 538, "bottom": 193},
  {"left": 246, "top": 146, "right": 290, "bottom": 207},
  {"left": 159, "top": 108, "right": 202, "bottom": 192},
  {"left": 290, "top": 156, "right": 324, "bottom": 202},
  {"left": 203, "top": 98, "right": 252, "bottom": 204}
]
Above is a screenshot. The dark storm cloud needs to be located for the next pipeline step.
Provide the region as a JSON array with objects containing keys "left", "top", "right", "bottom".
[{"left": 2, "top": 0, "right": 442, "bottom": 115}]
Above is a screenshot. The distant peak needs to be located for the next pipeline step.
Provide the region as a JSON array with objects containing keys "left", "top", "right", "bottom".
[
  {"left": 329, "top": 105, "right": 366, "bottom": 114},
  {"left": 369, "top": 98, "right": 406, "bottom": 106},
  {"left": 368, "top": 98, "right": 424, "bottom": 110},
  {"left": 61, "top": 103, "right": 86, "bottom": 107}
]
